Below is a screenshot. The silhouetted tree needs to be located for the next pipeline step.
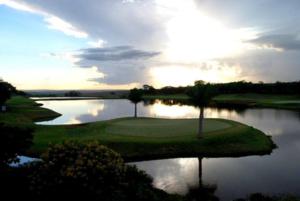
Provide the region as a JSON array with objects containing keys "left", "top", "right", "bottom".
[
  {"left": 128, "top": 88, "right": 143, "bottom": 118},
  {"left": 187, "top": 81, "right": 217, "bottom": 138},
  {"left": 0, "top": 81, "right": 15, "bottom": 112},
  {"left": 142, "top": 84, "right": 156, "bottom": 94}
]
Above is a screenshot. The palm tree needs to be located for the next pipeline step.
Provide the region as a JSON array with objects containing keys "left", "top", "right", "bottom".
[
  {"left": 128, "top": 88, "right": 143, "bottom": 118},
  {"left": 187, "top": 81, "right": 217, "bottom": 138}
]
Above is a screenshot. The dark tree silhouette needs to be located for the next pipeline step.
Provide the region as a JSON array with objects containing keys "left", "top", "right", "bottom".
[
  {"left": 0, "top": 81, "right": 15, "bottom": 112},
  {"left": 187, "top": 81, "right": 217, "bottom": 138},
  {"left": 128, "top": 88, "right": 143, "bottom": 118}
]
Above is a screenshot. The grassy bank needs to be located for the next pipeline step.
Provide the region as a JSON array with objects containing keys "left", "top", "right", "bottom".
[
  {"left": 1, "top": 96, "right": 275, "bottom": 160},
  {"left": 213, "top": 93, "right": 300, "bottom": 110},
  {"left": 0, "top": 96, "right": 61, "bottom": 124},
  {"left": 31, "top": 117, "right": 275, "bottom": 160}
]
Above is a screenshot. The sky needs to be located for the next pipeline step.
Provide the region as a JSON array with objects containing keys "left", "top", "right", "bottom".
[{"left": 1, "top": 0, "right": 300, "bottom": 90}]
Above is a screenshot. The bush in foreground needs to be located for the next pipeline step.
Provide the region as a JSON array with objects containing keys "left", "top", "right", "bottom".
[{"left": 29, "top": 141, "right": 182, "bottom": 201}]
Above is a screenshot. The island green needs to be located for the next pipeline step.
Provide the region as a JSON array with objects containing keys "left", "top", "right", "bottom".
[{"left": 0, "top": 96, "right": 275, "bottom": 160}]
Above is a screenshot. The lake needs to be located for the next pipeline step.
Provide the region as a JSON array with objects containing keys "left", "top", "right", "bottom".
[{"left": 36, "top": 98, "right": 300, "bottom": 200}]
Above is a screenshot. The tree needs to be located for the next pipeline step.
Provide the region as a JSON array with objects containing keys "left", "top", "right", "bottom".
[
  {"left": 128, "top": 88, "right": 143, "bottom": 118},
  {"left": 0, "top": 81, "right": 15, "bottom": 112},
  {"left": 186, "top": 81, "right": 217, "bottom": 138},
  {"left": 142, "top": 84, "right": 156, "bottom": 94}
]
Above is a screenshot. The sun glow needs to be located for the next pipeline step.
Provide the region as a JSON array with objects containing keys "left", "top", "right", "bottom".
[
  {"left": 150, "top": 63, "right": 242, "bottom": 87},
  {"left": 157, "top": 0, "right": 257, "bottom": 62}
]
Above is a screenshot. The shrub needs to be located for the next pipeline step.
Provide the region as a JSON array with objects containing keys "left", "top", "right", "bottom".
[
  {"left": 0, "top": 123, "right": 33, "bottom": 167},
  {"left": 30, "top": 141, "right": 125, "bottom": 200},
  {"left": 29, "top": 141, "right": 181, "bottom": 201}
]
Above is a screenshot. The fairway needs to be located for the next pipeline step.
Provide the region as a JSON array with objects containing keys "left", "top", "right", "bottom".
[{"left": 106, "top": 118, "right": 231, "bottom": 137}]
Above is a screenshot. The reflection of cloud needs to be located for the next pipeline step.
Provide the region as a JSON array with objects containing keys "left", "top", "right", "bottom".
[
  {"left": 130, "top": 158, "right": 199, "bottom": 195},
  {"left": 149, "top": 101, "right": 199, "bottom": 118},
  {"left": 67, "top": 118, "right": 82, "bottom": 124},
  {"left": 88, "top": 103, "right": 105, "bottom": 116}
]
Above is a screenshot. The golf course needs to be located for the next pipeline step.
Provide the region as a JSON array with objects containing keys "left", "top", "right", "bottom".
[{"left": 0, "top": 96, "right": 275, "bottom": 160}]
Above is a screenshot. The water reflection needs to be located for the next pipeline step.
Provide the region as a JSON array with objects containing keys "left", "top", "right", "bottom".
[
  {"left": 35, "top": 98, "right": 300, "bottom": 200},
  {"left": 37, "top": 99, "right": 251, "bottom": 125}
]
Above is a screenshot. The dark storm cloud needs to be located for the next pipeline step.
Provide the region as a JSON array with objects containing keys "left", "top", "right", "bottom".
[
  {"left": 248, "top": 34, "right": 300, "bottom": 51},
  {"left": 79, "top": 46, "right": 160, "bottom": 61}
]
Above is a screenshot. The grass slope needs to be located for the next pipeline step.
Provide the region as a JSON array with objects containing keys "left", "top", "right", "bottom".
[{"left": 0, "top": 96, "right": 61, "bottom": 124}]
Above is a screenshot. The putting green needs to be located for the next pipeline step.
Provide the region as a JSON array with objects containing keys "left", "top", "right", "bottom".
[{"left": 105, "top": 118, "right": 231, "bottom": 138}]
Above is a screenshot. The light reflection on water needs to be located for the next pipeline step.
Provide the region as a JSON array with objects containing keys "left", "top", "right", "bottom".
[{"left": 35, "top": 99, "right": 300, "bottom": 200}]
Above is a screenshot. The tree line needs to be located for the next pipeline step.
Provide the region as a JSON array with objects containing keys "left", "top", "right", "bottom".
[{"left": 142, "top": 81, "right": 300, "bottom": 95}]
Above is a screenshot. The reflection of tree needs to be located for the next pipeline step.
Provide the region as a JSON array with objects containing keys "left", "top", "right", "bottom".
[
  {"left": 185, "top": 157, "right": 219, "bottom": 201},
  {"left": 143, "top": 98, "right": 248, "bottom": 117},
  {"left": 142, "top": 99, "right": 157, "bottom": 106}
]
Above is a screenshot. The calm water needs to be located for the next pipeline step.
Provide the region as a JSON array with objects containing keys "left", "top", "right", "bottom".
[{"left": 36, "top": 99, "right": 300, "bottom": 200}]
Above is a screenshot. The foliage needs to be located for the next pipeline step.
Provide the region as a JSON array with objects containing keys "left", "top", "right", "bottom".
[
  {"left": 128, "top": 88, "right": 143, "bottom": 103},
  {"left": 140, "top": 81, "right": 300, "bottom": 96},
  {"left": 186, "top": 81, "right": 218, "bottom": 106},
  {"left": 142, "top": 84, "right": 156, "bottom": 94},
  {"left": 0, "top": 123, "right": 33, "bottom": 167},
  {"left": 30, "top": 141, "right": 125, "bottom": 200},
  {"left": 0, "top": 81, "right": 15, "bottom": 105},
  {"left": 29, "top": 141, "right": 181, "bottom": 201}
]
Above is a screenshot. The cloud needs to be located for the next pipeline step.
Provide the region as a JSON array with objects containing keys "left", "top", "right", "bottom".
[
  {"left": 78, "top": 46, "right": 160, "bottom": 61},
  {"left": 1, "top": 0, "right": 88, "bottom": 38},
  {"left": 87, "top": 39, "right": 106, "bottom": 48},
  {"left": 247, "top": 34, "right": 300, "bottom": 51},
  {"left": 44, "top": 16, "right": 88, "bottom": 38},
  {"left": 3, "top": 0, "right": 300, "bottom": 88},
  {"left": 3, "top": 0, "right": 167, "bottom": 48},
  {"left": 74, "top": 46, "right": 160, "bottom": 85}
]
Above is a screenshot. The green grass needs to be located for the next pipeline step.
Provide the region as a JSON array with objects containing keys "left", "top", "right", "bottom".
[
  {"left": 213, "top": 93, "right": 300, "bottom": 109},
  {"left": 30, "top": 117, "right": 275, "bottom": 160},
  {"left": 1, "top": 96, "right": 275, "bottom": 161},
  {"left": 0, "top": 96, "right": 61, "bottom": 124}
]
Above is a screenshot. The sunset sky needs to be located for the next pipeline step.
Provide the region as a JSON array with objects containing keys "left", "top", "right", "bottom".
[{"left": 1, "top": 0, "right": 300, "bottom": 90}]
